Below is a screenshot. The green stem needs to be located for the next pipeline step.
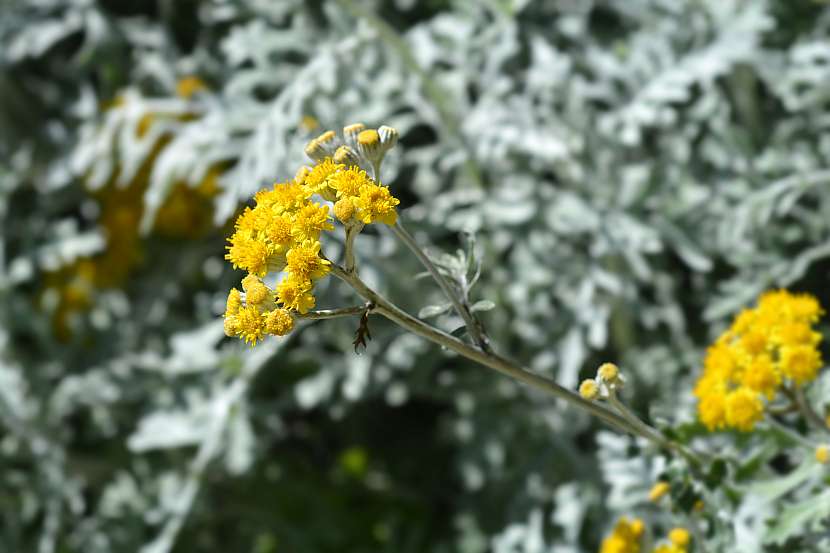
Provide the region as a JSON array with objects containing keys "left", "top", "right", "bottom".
[
  {"left": 608, "top": 392, "right": 704, "bottom": 466},
  {"left": 298, "top": 305, "right": 367, "bottom": 320},
  {"left": 783, "top": 385, "right": 829, "bottom": 436},
  {"left": 329, "top": 262, "right": 680, "bottom": 449}
]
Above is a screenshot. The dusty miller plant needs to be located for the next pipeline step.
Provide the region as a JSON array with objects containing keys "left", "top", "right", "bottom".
[{"left": 1, "top": 0, "right": 830, "bottom": 552}]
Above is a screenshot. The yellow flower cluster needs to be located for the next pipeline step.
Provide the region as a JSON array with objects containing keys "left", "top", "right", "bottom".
[
  {"left": 600, "top": 519, "right": 690, "bottom": 553},
  {"left": 43, "top": 78, "right": 221, "bottom": 340},
  {"left": 694, "top": 290, "right": 824, "bottom": 432},
  {"left": 600, "top": 517, "right": 644, "bottom": 553},
  {"left": 223, "top": 126, "right": 400, "bottom": 344}
]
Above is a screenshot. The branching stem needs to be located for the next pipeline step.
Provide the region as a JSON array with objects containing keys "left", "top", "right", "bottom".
[
  {"left": 329, "top": 262, "right": 702, "bottom": 465},
  {"left": 390, "top": 220, "right": 491, "bottom": 352}
]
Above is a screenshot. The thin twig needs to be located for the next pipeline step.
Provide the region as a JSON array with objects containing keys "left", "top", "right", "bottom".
[{"left": 297, "top": 305, "right": 367, "bottom": 320}]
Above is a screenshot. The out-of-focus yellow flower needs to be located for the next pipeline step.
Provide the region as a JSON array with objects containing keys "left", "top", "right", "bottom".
[
  {"left": 816, "top": 445, "right": 829, "bottom": 464},
  {"left": 176, "top": 76, "right": 207, "bottom": 99},
  {"left": 648, "top": 481, "right": 670, "bottom": 502},
  {"left": 694, "top": 290, "right": 824, "bottom": 432},
  {"left": 579, "top": 379, "right": 599, "bottom": 400},
  {"left": 600, "top": 517, "right": 643, "bottom": 553}
]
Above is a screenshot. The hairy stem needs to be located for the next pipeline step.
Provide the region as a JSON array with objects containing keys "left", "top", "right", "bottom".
[
  {"left": 299, "top": 305, "right": 367, "bottom": 320},
  {"left": 329, "top": 262, "right": 698, "bottom": 458},
  {"left": 343, "top": 223, "right": 363, "bottom": 274},
  {"left": 787, "top": 386, "right": 830, "bottom": 435},
  {"left": 391, "top": 220, "right": 491, "bottom": 351}
]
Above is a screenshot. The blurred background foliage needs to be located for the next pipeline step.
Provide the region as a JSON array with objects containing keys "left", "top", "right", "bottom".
[{"left": 2, "top": 0, "right": 830, "bottom": 552}]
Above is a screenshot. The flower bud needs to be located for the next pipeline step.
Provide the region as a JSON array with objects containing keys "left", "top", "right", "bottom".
[
  {"left": 598, "top": 362, "right": 620, "bottom": 384},
  {"left": 579, "top": 379, "right": 599, "bottom": 400},
  {"left": 334, "top": 198, "right": 356, "bottom": 223},
  {"left": 305, "top": 130, "right": 339, "bottom": 162},
  {"left": 378, "top": 125, "right": 398, "bottom": 149},
  {"left": 648, "top": 481, "right": 670, "bottom": 502},
  {"left": 343, "top": 123, "right": 366, "bottom": 149},
  {"left": 816, "top": 445, "right": 829, "bottom": 464},
  {"left": 333, "top": 145, "right": 361, "bottom": 167},
  {"left": 669, "top": 528, "right": 690, "bottom": 547}
]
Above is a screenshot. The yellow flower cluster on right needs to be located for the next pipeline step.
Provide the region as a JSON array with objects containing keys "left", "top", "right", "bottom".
[
  {"left": 600, "top": 519, "right": 690, "bottom": 553},
  {"left": 694, "top": 290, "right": 824, "bottom": 432},
  {"left": 223, "top": 125, "right": 400, "bottom": 345}
]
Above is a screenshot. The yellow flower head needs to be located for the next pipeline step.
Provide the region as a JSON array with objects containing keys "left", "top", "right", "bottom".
[
  {"left": 741, "top": 353, "right": 779, "bottom": 399},
  {"left": 265, "top": 308, "right": 294, "bottom": 336},
  {"left": 356, "top": 183, "right": 400, "bottom": 225},
  {"left": 176, "top": 76, "right": 207, "bottom": 99},
  {"left": 242, "top": 274, "right": 272, "bottom": 306},
  {"left": 779, "top": 344, "right": 822, "bottom": 385},
  {"left": 291, "top": 203, "right": 334, "bottom": 241},
  {"left": 285, "top": 239, "right": 331, "bottom": 282},
  {"left": 816, "top": 445, "right": 829, "bottom": 464},
  {"left": 648, "top": 481, "right": 670, "bottom": 502},
  {"left": 328, "top": 166, "right": 372, "bottom": 199},
  {"left": 277, "top": 275, "right": 316, "bottom": 314},
  {"left": 225, "top": 288, "right": 242, "bottom": 317},
  {"left": 668, "top": 528, "right": 690, "bottom": 547},
  {"left": 579, "top": 379, "right": 599, "bottom": 400},
  {"left": 334, "top": 198, "right": 356, "bottom": 223},
  {"left": 697, "top": 392, "right": 727, "bottom": 431},
  {"left": 600, "top": 517, "right": 643, "bottom": 553},
  {"left": 235, "top": 305, "right": 266, "bottom": 345},
  {"left": 265, "top": 213, "right": 294, "bottom": 247},
  {"left": 225, "top": 235, "right": 272, "bottom": 277},
  {"left": 598, "top": 362, "right": 620, "bottom": 384},
  {"left": 303, "top": 158, "right": 343, "bottom": 201},
  {"left": 725, "top": 388, "right": 763, "bottom": 432}
]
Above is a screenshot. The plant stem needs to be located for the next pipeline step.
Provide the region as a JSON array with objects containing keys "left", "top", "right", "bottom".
[
  {"left": 607, "top": 392, "right": 704, "bottom": 466},
  {"left": 299, "top": 305, "right": 367, "bottom": 320},
  {"left": 343, "top": 223, "right": 363, "bottom": 274},
  {"left": 329, "top": 262, "right": 689, "bottom": 454},
  {"left": 391, "top": 220, "right": 491, "bottom": 351},
  {"left": 783, "top": 385, "right": 829, "bottom": 436}
]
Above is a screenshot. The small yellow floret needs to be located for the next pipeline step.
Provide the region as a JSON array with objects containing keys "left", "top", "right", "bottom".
[
  {"left": 579, "top": 379, "right": 599, "bottom": 400},
  {"left": 285, "top": 240, "right": 331, "bottom": 281},
  {"left": 600, "top": 517, "right": 643, "bottom": 553},
  {"left": 816, "top": 445, "right": 829, "bottom": 464},
  {"left": 725, "top": 389, "right": 763, "bottom": 432},
  {"left": 598, "top": 362, "right": 619, "bottom": 383},
  {"left": 241, "top": 274, "right": 271, "bottom": 306},
  {"left": 668, "top": 528, "right": 690, "bottom": 547},
  {"left": 277, "top": 275, "right": 316, "bottom": 314},
  {"left": 176, "top": 76, "right": 207, "bottom": 99},
  {"left": 265, "top": 308, "right": 294, "bottom": 336},
  {"left": 225, "top": 288, "right": 242, "bottom": 316},
  {"left": 334, "top": 198, "right": 356, "bottom": 223},
  {"left": 303, "top": 158, "right": 343, "bottom": 200},
  {"left": 779, "top": 344, "right": 822, "bottom": 385},
  {"left": 328, "top": 166, "right": 372, "bottom": 199},
  {"left": 291, "top": 203, "right": 334, "bottom": 241},
  {"left": 357, "top": 129, "right": 380, "bottom": 146},
  {"left": 356, "top": 183, "right": 400, "bottom": 225},
  {"left": 236, "top": 305, "right": 265, "bottom": 345},
  {"left": 648, "top": 481, "right": 670, "bottom": 502}
]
